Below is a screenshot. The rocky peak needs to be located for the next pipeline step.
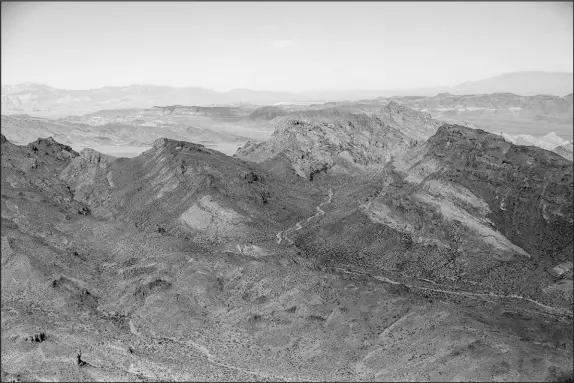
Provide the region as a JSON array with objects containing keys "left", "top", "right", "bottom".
[
  {"left": 383, "top": 101, "right": 433, "bottom": 119},
  {"left": 236, "top": 112, "right": 415, "bottom": 180},
  {"left": 79, "top": 148, "right": 116, "bottom": 167},
  {"left": 151, "top": 137, "right": 208, "bottom": 153},
  {"left": 429, "top": 123, "right": 501, "bottom": 144},
  {"left": 377, "top": 102, "right": 443, "bottom": 141},
  {"left": 26, "top": 136, "right": 78, "bottom": 160}
]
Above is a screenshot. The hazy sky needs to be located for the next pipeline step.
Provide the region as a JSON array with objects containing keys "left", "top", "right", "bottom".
[{"left": 2, "top": 2, "right": 573, "bottom": 92}]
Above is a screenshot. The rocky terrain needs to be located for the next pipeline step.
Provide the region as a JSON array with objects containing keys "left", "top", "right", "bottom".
[
  {"left": 239, "top": 109, "right": 573, "bottom": 313},
  {"left": 2, "top": 116, "right": 574, "bottom": 382},
  {"left": 1, "top": 98, "right": 573, "bottom": 381},
  {"left": 234, "top": 104, "right": 445, "bottom": 179},
  {"left": 236, "top": 114, "right": 416, "bottom": 180}
]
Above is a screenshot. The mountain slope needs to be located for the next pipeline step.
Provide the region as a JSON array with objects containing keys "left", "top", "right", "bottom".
[
  {"left": 60, "top": 137, "right": 319, "bottom": 245},
  {"left": 1, "top": 134, "right": 573, "bottom": 381},
  {"left": 294, "top": 124, "right": 573, "bottom": 313}
]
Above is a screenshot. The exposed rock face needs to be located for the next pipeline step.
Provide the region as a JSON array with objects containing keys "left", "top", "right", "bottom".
[
  {"left": 78, "top": 148, "right": 116, "bottom": 166},
  {"left": 553, "top": 142, "right": 574, "bottom": 161},
  {"left": 361, "top": 173, "right": 531, "bottom": 263},
  {"left": 179, "top": 195, "right": 250, "bottom": 241},
  {"left": 395, "top": 124, "right": 573, "bottom": 261},
  {"left": 26, "top": 137, "right": 78, "bottom": 160},
  {"left": 552, "top": 261, "right": 573, "bottom": 278},
  {"left": 59, "top": 148, "right": 117, "bottom": 212},
  {"left": 236, "top": 113, "right": 416, "bottom": 179},
  {"left": 377, "top": 101, "right": 444, "bottom": 141}
]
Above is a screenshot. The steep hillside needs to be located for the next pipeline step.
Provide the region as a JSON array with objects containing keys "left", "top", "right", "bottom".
[{"left": 396, "top": 124, "right": 572, "bottom": 263}]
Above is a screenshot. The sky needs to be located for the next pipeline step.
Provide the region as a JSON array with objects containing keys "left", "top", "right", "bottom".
[{"left": 1, "top": 2, "right": 573, "bottom": 92}]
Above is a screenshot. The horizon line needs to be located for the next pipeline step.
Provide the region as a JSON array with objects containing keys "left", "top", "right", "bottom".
[{"left": 2, "top": 70, "right": 573, "bottom": 94}]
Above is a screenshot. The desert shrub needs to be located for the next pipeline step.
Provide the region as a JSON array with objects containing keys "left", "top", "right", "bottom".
[{"left": 26, "top": 332, "right": 46, "bottom": 343}]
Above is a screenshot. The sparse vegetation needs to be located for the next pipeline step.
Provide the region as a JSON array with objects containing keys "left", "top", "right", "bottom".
[{"left": 1, "top": 110, "right": 571, "bottom": 382}]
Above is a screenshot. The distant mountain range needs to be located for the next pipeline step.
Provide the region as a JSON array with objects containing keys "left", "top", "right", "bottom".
[
  {"left": 2, "top": 93, "right": 572, "bottom": 160},
  {"left": 2, "top": 72, "right": 572, "bottom": 118}
]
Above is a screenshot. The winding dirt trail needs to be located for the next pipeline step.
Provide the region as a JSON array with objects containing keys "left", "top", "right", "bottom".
[{"left": 276, "top": 189, "right": 333, "bottom": 245}]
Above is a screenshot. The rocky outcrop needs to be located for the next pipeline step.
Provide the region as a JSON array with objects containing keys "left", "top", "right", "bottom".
[
  {"left": 551, "top": 261, "right": 574, "bottom": 279},
  {"left": 179, "top": 195, "right": 250, "bottom": 241},
  {"left": 26, "top": 137, "right": 78, "bottom": 160},
  {"left": 554, "top": 142, "right": 574, "bottom": 161},
  {"left": 392, "top": 124, "right": 573, "bottom": 262},
  {"left": 377, "top": 101, "right": 444, "bottom": 141},
  {"left": 236, "top": 113, "right": 416, "bottom": 180}
]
